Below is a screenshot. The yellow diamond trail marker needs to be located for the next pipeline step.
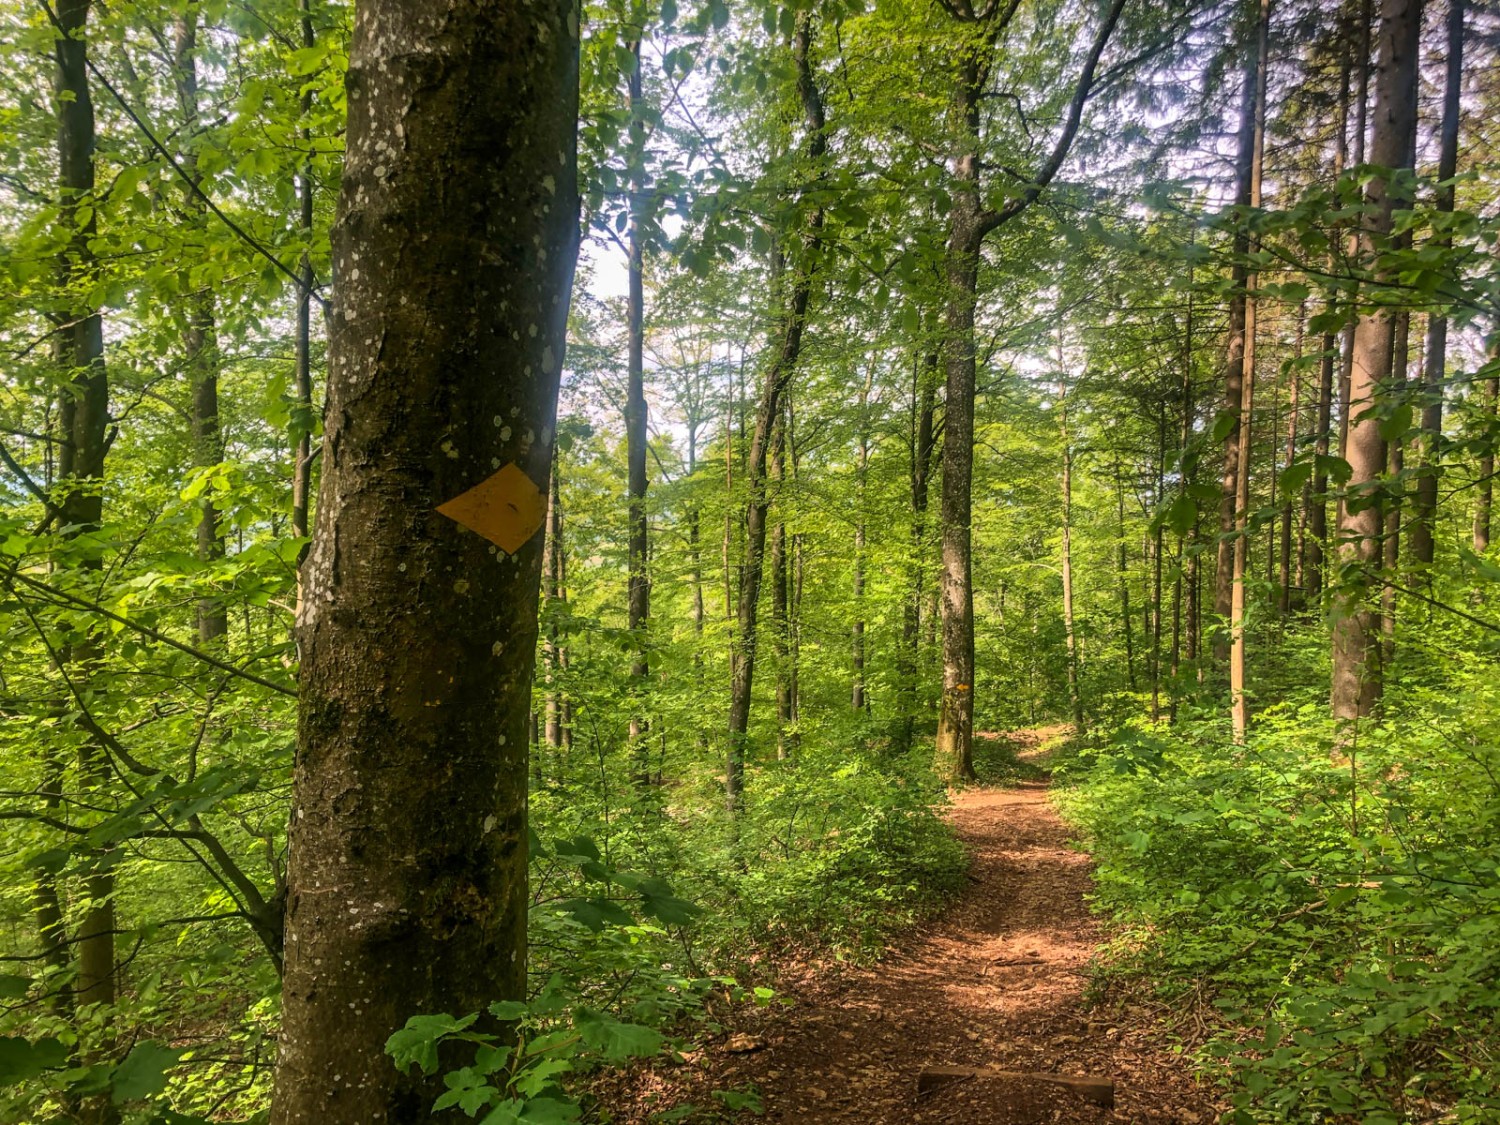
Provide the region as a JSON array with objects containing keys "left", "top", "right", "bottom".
[{"left": 436, "top": 462, "right": 546, "bottom": 555}]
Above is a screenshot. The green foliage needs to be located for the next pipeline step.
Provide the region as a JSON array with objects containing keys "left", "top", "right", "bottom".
[{"left": 1060, "top": 665, "right": 1500, "bottom": 1121}]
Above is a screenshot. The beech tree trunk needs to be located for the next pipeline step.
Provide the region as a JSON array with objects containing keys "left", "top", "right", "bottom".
[
  {"left": 270, "top": 1, "right": 580, "bottom": 1119},
  {"left": 897, "top": 350, "right": 938, "bottom": 754},
  {"left": 291, "top": 0, "right": 316, "bottom": 552},
  {"left": 1331, "top": 0, "right": 1422, "bottom": 725},
  {"left": 48, "top": 0, "right": 117, "bottom": 1042},
  {"left": 852, "top": 366, "right": 872, "bottom": 712},
  {"left": 624, "top": 36, "right": 650, "bottom": 753}
]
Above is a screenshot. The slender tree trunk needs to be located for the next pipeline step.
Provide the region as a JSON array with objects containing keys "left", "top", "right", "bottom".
[
  {"left": 544, "top": 456, "right": 565, "bottom": 751},
  {"left": 771, "top": 413, "right": 793, "bottom": 758},
  {"left": 173, "top": 5, "right": 229, "bottom": 645},
  {"left": 1060, "top": 374, "right": 1082, "bottom": 728},
  {"left": 1331, "top": 0, "right": 1423, "bottom": 725},
  {"left": 1231, "top": 0, "right": 1269, "bottom": 744},
  {"left": 726, "top": 15, "right": 826, "bottom": 807},
  {"left": 624, "top": 37, "right": 650, "bottom": 754},
  {"left": 1151, "top": 410, "right": 1166, "bottom": 718},
  {"left": 52, "top": 0, "right": 116, "bottom": 1037},
  {"left": 1338, "top": 0, "right": 1374, "bottom": 462},
  {"left": 1115, "top": 459, "right": 1137, "bottom": 693},
  {"left": 1280, "top": 305, "right": 1303, "bottom": 614},
  {"left": 292, "top": 0, "right": 316, "bottom": 553},
  {"left": 1214, "top": 5, "right": 1263, "bottom": 664},
  {"left": 1409, "top": 0, "right": 1465, "bottom": 569},
  {"left": 852, "top": 366, "right": 872, "bottom": 712},
  {"left": 1382, "top": 312, "right": 1410, "bottom": 663},
  {"left": 1477, "top": 364, "right": 1496, "bottom": 552},
  {"left": 898, "top": 350, "right": 938, "bottom": 754},
  {"left": 270, "top": 1, "right": 580, "bottom": 1118}
]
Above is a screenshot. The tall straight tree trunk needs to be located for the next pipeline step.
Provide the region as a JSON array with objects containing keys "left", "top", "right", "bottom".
[
  {"left": 544, "top": 455, "right": 565, "bottom": 751},
  {"left": 1307, "top": 54, "right": 1352, "bottom": 605},
  {"left": 51, "top": 0, "right": 116, "bottom": 1032},
  {"left": 1338, "top": 0, "right": 1374, "bottom": 462},
  {"left": 1331, "top": 0, "right": 1423, "bottom": 725},
  {"left": 1061, "top": 377, "right": 1082, "bottom": 728},
  {"left": 852, "top": 365, "right": 872, "bottom": 711},
  {"left": 1280, "top": 305, "right": 1303, "bottom": 614},
  {"left": 897, "top": 349, "right": 938, "bottom": 754},
  {"left": 1409, "top": 0, "right": 1465, "bottom": 569},
  {"left": 1214, "top": 0, "right": 1265, "bottom": 663},
  {"left": 1115, "top": 459, "right": 1137, "bottom": 693},
  {"left": 292, "top": 0, "right": 316, "bottom": 552},
  {"left": 1151, "top": 410, "right": 1166, "bottom": 718},
  {"left": 1477, "top": 363, "right": 1497, "bottom": 552},
  {"left": 1382, "top": 312, "right": 1411, "bottom": 663},
  {"left": 174, "top": 4, "right": 229, "bottom": 645},
  {"left": 624, "top": 36, "right": 650, "bottom": 753},
  {"left": 725, "top": 15, "right": 826, "bottom": 807},
  {"left": 771, "top": 414, "right": 793, "bottom": 758},
  {"left": 270, "top": 0, "right": 580, "bottom": 1118},
  {"left": 1231, "top": 0, "right": 1269, "bottom": 744}
]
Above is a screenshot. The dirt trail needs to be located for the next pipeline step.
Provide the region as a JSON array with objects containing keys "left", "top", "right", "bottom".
[{"left": 629, "top": 735, "right": 1219, "bottom": 1123}]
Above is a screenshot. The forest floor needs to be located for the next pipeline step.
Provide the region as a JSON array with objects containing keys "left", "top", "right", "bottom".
[{"left": 611, "top": 730, "right": 1222, "bottom": 1123}]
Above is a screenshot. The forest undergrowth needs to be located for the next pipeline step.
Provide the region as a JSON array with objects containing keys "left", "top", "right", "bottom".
[{"left": 1060, "top": 614, "right": 1500, "bottom": 1124}]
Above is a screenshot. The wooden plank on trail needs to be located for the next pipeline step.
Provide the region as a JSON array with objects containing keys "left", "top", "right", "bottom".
[{"left": 916, "top": 1066, "right": 1115, "bottom": 1108}]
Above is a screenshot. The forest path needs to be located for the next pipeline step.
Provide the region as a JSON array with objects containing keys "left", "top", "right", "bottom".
[{"left": 632, "top": 730, "right": 1219, "bottom": 1123}]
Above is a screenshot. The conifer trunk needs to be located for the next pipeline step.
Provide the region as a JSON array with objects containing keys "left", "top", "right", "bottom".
[{"left": 1331, "top": 0, "right": 1423, "bottom": 725}]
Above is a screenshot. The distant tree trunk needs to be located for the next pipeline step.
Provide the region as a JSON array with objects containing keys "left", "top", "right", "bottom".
[
  {"left": 173, "top": 5, "right": 229, "bottom": 645},
  {"left": 624, "top": 37, "right": 650, "bottom": 754},
  {"left": 726, "top": 15, "right": 826, "bottom": 808},
  {"left": 1214, "top": 2, "right": 1264, "bottom": 662},
  {"left": 1331, "top": 0, "right": 1422, "bottom": 725},
  {"left": 1114, "top": 459, "right": 1137, "bottom": 693},
  {"left": 1382, "top": 312, "right": 1411, "bottom": 664},
  {"left": 852, "top": 366, "right": 872, "bottom": 712},
  {"left": 1409, "top": 0, "right": 1465, "bottom": 570},
  {"left": 771, "top": 414, "right": 793, "bottom": 758},
  {"left": 897, "top": 349, "right": 938, "bottom": 754},
  {"left": 1231, "top": 0, "right": 1269, "bottom": 745},
  {"left": 1151, "top": 410, "right": 1166, "bottom": 718},
  {"left": 544, "top": 456, "right": 565, "bottom": 752},
  {"left": 270, "top": 0, "right": 580, "bottom": 1118},
  {"left": 1060, "top": 374, "right": 1082, "bottom": 728},
  {"left": 1280, "top": 305, "right": 1303, "bottom": 615},
  {"left": 1477, "top": 364, "right": 1496, "bottom": 552}
]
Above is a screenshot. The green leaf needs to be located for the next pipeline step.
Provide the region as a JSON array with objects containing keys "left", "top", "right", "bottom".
[
  {"left": 1164, "top": 495, "right": 1197, "bottom": 537},
  {"left": 0, "top": 976, "right": 30, "bottom": 999},
  {"left": 112, "top": 1041, "right": 183, "bottom": 1104},
  {"left": 0, "top": 1036, "right": 68, "bottom": 1087},
  {"left": 1378, "top": 403, "right": 1412, "bottom": 442},
  {"left": 576, "top": 1015, "right": 663, "bottom": 1061},
  {"left": 556, "top": 897, "right": 636, "bottom": 932},
  {"left": 386, "top": 1013, "right": 479, "bottom": 1076}
]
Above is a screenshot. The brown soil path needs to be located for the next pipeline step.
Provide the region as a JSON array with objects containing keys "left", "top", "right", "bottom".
[{"left": 625, "top": 744, "right": 1220, "bottom": 1123}]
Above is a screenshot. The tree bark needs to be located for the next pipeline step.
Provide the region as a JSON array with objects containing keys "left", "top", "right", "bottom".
[
  {"left": 852, "top": 365, "right": 872, "bottom": 712},
  {"left": 1408, "top": 0, "right": 1465, "bottom": 570},
  {"left": 725, "top": 14, "right": 826, "bottom": 808},
  {"left": 1280, "top": 304, "right": 1303, "bottom": 615},
  {"left": 292, "top": 0, "right": 316, "bottom": 553},
  {"left": 1060, "top": 374, "right": 1082, "bottom": 728},
  {"left": 624, "top": 36, "right": 650, "bottom": 753},
  {"left": 173, "top": 4, "right": 229, "bottom": 645},
  {"left": 1231, "top": 0, "right": 1269, "bottom": 745},
  {"left": 897, "top": 348, "right": 938, "bottom": 754},
  {"left": 270, "top": 0, "right": 580, "bottom": 1119},
  {"left": 1331, "top": 0, "right": 1422, "bottom": 725}
]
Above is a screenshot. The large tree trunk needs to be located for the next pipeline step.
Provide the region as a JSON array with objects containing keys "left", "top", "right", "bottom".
[
  {"left": 1330, "top": 0, "right": 1423, "bottom": 725},
  {"left": 270, "top": 1, "right": 580, "bottom": 1119},
  {"left": 624, "top": 37, "right": 650, "bottom": 753},
  {"left": 725, "top": 15, "right": 826, "bottom": 808},
  {"left": 1408, "top": 0, "right": 1465, "bottom": 570}
]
